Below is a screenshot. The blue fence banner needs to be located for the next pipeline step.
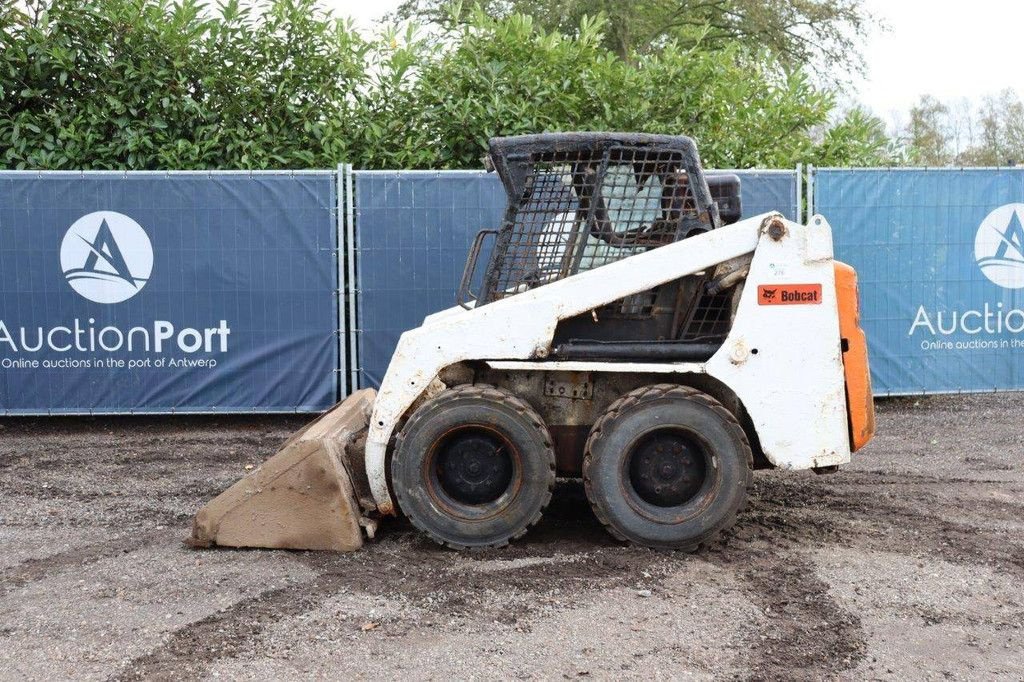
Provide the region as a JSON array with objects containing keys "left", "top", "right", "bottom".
[
  {"left": 0, "top": 171, "right": 338, "bottom": 414},
  {"left": 818, "top": 168, "right": 1024, "bottom": 395},
  {"left": 354, "top": 169, "right": 799, "bottom": 388}
]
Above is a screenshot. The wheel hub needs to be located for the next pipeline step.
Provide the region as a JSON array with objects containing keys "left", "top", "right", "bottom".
[
  {"left": 628, "top": 430, "right": 707, "bottom": 507},
  {"left": 435, "top": 430, "right": 514, "bottom": 505}
]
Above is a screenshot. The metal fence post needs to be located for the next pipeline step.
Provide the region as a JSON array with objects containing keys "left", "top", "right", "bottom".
[
  {"left": 345, "top": 164, "right": 360, "bottom": 393},
  {"left": 336, "top": 164, "right": 349, "bottom": 400},
  {"left": 795, "top": 163, "right": 803, "bottom": 223},
  {"left": 806, "top": 164, "right": 815, "bottom": 218}
]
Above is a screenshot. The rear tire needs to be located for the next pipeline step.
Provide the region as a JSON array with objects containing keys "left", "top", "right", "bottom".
[
  {"left": 583, "top": 384, "right": 752, "bottom": 550},
  {"left": 392, "top": 385, "right": 556, "bottom": 550}
]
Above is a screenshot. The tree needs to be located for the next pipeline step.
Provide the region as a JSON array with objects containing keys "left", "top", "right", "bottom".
[
  {"left": 968, "top": 90, "right": 1024, "bottom": 166},
  {"left": 394, "top": 0, "right": 874, "bottom": 73},
  {"left": 1, "top": 0, "right": 369, "bottom": 169},
  {"left": 899, "top": 91, "right": 1024, "bottom": 167},
  {"left": 946, "top": 97, "right": 976, "bottom": 161},
  {"left": 905, "top": 95, "right": 953, "bottom": 166},
  {"left": 1, "top": 0, "right": 891, "bottom": 170},
  {"left": 813, "top": 106, "right": 895, "bottom": 167},
  {"left": 357, "top": 9, "right": 885, "bottom": 169}
]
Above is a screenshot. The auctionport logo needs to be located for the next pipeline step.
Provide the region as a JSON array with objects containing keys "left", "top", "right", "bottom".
[
  {"left": 910, "top": 202, "right": 1024, "bottom": 347},
  {"left": 60, "top": 211, "right": 153, "bottom": 304},
  {"left": 975, "top": 203, "right": 1024, "bottom": 289}
]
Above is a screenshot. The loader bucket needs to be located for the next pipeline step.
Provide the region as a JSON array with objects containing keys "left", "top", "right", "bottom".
[{"left": 189, "top": 389, "right": 378, "bottom": 552}]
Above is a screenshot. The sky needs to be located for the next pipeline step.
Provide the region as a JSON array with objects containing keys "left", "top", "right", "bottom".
[
  {"left": 857, "top": 0, "right": 1024, "bottom": 119},
  {"left": 325, "top": 0, "right": 401, "bottom": 29},
  {"left": 323, "top": 0, "right": 1024, "bottom": 119}
]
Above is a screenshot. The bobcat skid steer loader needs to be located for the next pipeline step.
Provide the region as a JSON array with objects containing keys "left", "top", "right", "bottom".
[{"left": 190, "top": 132, "right": 875, "bottom": 552}]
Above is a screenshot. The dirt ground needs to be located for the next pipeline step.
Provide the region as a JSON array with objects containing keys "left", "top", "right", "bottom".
[{"left": 1, "top": 394, "right": 1022, "bottom": 681}]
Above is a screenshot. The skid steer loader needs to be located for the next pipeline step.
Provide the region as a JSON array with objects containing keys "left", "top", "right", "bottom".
[{"left": 190, "top": 132, "right": 874, "bottom": 552}]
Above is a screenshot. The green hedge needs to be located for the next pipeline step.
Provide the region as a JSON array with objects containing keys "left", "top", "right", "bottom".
[{"left": 1, "top": 0, "right": 891, "bottom": 170}]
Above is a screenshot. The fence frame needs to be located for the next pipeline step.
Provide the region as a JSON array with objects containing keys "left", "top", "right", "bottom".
[
  {"left": 0, "top": 168, "right": 341, "bottom": 415},
  {"left": 809, "top": 164, "right": 1024, "bottom": 396}
]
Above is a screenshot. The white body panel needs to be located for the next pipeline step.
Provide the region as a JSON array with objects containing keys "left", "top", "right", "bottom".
[{"left": 365, "top": 213, "right": 849, "bottom": 515}]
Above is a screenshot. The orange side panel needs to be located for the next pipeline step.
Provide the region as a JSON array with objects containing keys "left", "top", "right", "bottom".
[{"left": 834, "top": 262, "right": 876, "bottom": 452}]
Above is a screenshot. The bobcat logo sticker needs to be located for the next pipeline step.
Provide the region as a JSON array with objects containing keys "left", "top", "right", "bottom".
[
  {"left": 60, "top": 211, "right": 153, "bottom": 304},
  {"left": 758, "top": 284, "right": 821, "bottom": 305}
]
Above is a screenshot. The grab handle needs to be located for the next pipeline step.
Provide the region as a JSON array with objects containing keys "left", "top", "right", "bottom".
[{"left": 457, "top": 229, "right": 497, "bottom": 309}]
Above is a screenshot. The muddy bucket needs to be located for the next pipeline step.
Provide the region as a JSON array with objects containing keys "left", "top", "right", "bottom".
[{"left": 189, "top": 389, "right": 377, "bottom": 552}]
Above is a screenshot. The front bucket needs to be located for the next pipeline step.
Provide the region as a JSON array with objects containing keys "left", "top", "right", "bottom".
[{"left": 189, "top": 389, "right": 377, "bottom": 552}]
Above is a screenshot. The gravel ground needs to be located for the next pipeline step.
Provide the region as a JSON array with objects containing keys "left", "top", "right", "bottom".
[{"left": 1, "top": 394, "right": 1023, "bottom": 681}]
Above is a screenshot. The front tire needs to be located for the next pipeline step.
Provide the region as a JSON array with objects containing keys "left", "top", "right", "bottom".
[
  {"left": 392, "top": 385, "right": 556, "bottom": 550},
  {"left": 583, "top": 384, "right": 752, "bottom": 550}
]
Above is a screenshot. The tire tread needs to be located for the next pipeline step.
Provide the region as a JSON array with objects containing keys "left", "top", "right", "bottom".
[
  {"left": 582, "top": 383, "right": 753, "bottom": 551},
  {"left": 394, "top": 384, "right": 556, "bottom": 551}
]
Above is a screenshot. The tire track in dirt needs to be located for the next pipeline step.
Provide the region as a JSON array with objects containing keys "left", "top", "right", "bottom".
[
  {"left": 0, "top": 531, "right": 164, "bottom": 599},
  {"left": 709, "top": 546, "right": 867, "bottom": 680},
  {"left": 109, "top": 571, "right": 350, "bottom": 682},
  {"left": 696, "top": 466, "right": 1022, "bottom": 679},
  {"left": 744, "top": 475, "right": 1024, "bottom": 580},
  {"left": 113, "top": 469, "right": 1024, "bottom": 681},
  {"left": 112, "top": 491, "right": 670, "bottom": 681},
  {"left": 111, "top": 542, "right": 653, "bottom": 681}
]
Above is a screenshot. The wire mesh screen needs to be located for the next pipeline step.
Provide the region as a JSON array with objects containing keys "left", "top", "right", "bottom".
[
  {"left": 492, "top": 161, "right": 578, "bottom": 290},
  {"left": 482, "top": 146, "right": 705, "bottom": 303},
  {"left": 817, "top": 167, "right": 1024, "bottom": 395},
  {"left": 352, "top": 169, "right": 798, "bottom": 388},
  {"left": 680, "top": 289, "right": 734, "bottom": 340}
]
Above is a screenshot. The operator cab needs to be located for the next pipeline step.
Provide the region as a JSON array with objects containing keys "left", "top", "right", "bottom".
[{"left": 459, "top": 132, "right": 744, "bottom": 361}]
